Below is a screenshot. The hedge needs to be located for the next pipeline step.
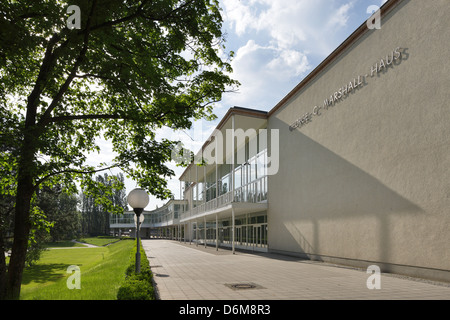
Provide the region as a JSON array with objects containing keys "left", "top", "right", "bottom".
[{"left": 117, "top": 239, "right": 156, "bottom": 300}]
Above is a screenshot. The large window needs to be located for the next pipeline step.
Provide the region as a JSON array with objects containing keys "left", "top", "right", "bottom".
[
  {"left": 233, "top": 148, "right": 268, "bottom": 203},
  {"left": 219, "top": 173, "right": 230, "bottom": 195},
  {"left": 192, "top": 184, "right": 197, "bottom": 207},
  {"left": 213, "top": 213, "right": 268, "bottom": 249},
  {"left": 205, "top": 171, "right": 216, "bottom": 202},
  {"left": 197, "top": 182, "right": 204, "bottom": 202}
]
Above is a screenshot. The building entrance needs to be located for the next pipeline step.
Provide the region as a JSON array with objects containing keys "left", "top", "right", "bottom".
[
  {"left": 249, "top": 224, "right": 268, "bottom": 249},
  {"left": 191, "top": 212, "right": 268, "bottom": 252}
]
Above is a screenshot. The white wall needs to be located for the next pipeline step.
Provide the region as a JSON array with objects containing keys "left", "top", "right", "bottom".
[{"left": 267, "top": 0, "right": 450, "bottom": 281}]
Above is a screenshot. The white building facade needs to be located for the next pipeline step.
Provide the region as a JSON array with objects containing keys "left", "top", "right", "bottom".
[{"left": 111, "top": 0, "right": 450, "bottom": 282}]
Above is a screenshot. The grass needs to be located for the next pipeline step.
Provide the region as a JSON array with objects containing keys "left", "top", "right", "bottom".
[
  {"left": 20, "top": 238, "right": 135, "bottom": 300},
  {"left": 43, "top": 241, "right": 86, "bottom": 248},
  {"left": 76, "top": 236, "right": 121, "bottom": 247},
  {"left": 43, "top": 236, "right": 121, "bottom": 248}
]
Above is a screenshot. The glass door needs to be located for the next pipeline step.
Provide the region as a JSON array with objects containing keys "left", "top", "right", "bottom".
[{"left": 253, "top": 224, "right": 268, "bottom": 248}]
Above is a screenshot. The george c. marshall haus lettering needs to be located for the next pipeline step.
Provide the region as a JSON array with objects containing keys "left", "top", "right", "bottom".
[{"left": 289, "top": 47, "right": 403, "bottom": 131}]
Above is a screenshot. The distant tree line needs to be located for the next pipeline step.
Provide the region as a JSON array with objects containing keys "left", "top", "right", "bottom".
[
  {"left": 80, "top": 172, "right": 127, "bottom": 236},
  {"left": 0, "top": 172, "right": 127, "bottom": 267}
]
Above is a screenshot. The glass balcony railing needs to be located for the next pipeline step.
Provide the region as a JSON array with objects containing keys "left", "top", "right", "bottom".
[{"left": 180, "top": 175, "right": 267, "bottom": 221}]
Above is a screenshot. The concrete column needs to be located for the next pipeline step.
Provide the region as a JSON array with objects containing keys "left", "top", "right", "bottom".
[
  {"left": 189, "top": 169, "right": 192, "bottom": 214},
  {"left": 204, "top": 164, "right": 206, "bottom": 207},
  {"left": 232, "top": 207, "right": 235, "bottom": 254},
  {"left": 204, "top": 216, "right": 207, "bottom": 248},
  {"left": 231, "top": 114, "right": 235, "bottom": 202},
  {"left": 216, "top": 214, "right": 219, "bottom": 251},
  {"left": 215, "top": 135, "right": 219, "bottom": 208},
  {"left": 196, "top": 164, "right": 198, "bottom": 210}
]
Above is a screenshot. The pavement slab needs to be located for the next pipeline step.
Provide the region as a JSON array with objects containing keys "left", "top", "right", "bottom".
[{"left": 142, "top": 239, "right": 450, "bottom": 300}]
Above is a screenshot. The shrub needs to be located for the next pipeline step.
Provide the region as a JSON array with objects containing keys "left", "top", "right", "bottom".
[
  {"left": 117, "top": 278, "right": 153, "bottom": 300},
  {"left": 117, "top": 240, "right": 155, "bottom": 300}
]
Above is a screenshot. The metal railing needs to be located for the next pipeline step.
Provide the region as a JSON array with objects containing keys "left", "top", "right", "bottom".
[{"left": 180, "top": 176, "right": 267, "bottom": 221}]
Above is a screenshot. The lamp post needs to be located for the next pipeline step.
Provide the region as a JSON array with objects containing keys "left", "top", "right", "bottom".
[{"left": 127, "top": 188, "right": 149, "bottom": 274}]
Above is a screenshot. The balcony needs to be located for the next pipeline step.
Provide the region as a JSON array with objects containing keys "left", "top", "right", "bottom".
[
  {"left": 180, "top": 176, "right": 268, "bottom": 222},
  {"left": 109, "top": 211, "right": 154, "bottom": 229},
  {"left": 110, "top": 199, "right": 188, "bottom": 230}
]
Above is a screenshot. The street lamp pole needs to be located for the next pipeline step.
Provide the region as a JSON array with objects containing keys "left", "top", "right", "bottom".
[
  {"left": 134, "top": 207, "right": 143, "bottom": 274},
  {"left": 127, "top": 188, "right": 149, "bottom": 274}
]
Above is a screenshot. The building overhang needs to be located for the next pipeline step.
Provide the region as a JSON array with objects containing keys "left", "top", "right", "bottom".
[
  {"left": 180, "top": 201, "right": 268, "bottom": 223},
  {"left": 179, "top": 107, "right": 268, "bottom": 183}
]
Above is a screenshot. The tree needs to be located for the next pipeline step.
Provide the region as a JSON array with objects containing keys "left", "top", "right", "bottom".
[
  {"left": 24, "top": 206, "right": 53, "bottom": 268},
  {"left": 81, "top": 172, "right": 127, "bottom": 236},
  {"left": 0, "top": 184, "right": 80, "bottom": 280},
  {"left": 35, "top": 184, "right": 80, "bottom": 242},
  {"left": 0, "top": 0, "right": 238, "bottom": 299}
]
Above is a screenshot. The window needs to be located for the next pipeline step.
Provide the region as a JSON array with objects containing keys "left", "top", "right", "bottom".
[
  {"left": 257, "top": 149, "right": 267, "bottom": 179},
  {"left": 198, "top": 182, "right": 204, "bottom": 202},
  {"left": 234, "top": 166, "right": 242, "bottom": 189},
  {"left": 193, "top": 184, "right": 197, "bottom": 207},
  {"left": 220, "top": 174, "right": 230, "bottom": 194},
  {"left": 205, "top": 172, "right": 216, "bottom": 202},
  {"left": 249, "top": 157, "right": 257, "bottom": 182}
]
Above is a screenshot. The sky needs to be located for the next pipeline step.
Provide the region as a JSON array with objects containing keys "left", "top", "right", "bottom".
[{"left": 97, "top": 0, "right": 388, "bottom": 210}]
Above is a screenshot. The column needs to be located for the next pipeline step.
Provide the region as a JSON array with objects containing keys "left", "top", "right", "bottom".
[
  {"left": 196, "top": 164, "right": 198, "bottom": 207},
  {"left": 204, "top": 164, "right": 206, "bottom": 208},
  {"left": 204, "top": 216, "right": 207, "bottom": 248},
  {"left": 216, "top": 214, "right": 219, "bottom": 251},
  {"left": 246, "top": 214, "right": 249, "bottom": 247},
  {"left": 231, "top": 114, "right": 235, "bottom": 202},
  {"left": 232, "top": 207, "right": 235, "bottom": 254},
  {"left": 215, "top": 135, "right": 219, "bottom": 209},
  {"left": 189, "top": 168, "right": 192, "bottom": 215}
]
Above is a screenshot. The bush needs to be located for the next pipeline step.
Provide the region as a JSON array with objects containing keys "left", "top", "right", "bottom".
[
  {"left": 117, "top": 278, "right": 154, "bottom": 300},
  {"left": 117, "top": 240, "right": 155, "bottom": 300}
]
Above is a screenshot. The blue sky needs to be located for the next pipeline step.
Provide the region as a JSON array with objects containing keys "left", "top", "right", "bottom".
[
  {"left": 121, "top": 0, "right": 388, "bottom": 209},
  {"left": 217, "top": 0, "right": 387, "bottom": 114}
]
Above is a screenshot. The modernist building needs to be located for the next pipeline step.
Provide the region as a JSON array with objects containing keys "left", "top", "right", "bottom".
[
  {"left": 110, "top": 199, "right": 188, "bottom": 238},
  {"left": 111, "top": 0, "right": 450, "bottom": 282}
]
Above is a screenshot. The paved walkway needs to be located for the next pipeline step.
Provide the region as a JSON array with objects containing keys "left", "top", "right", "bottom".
[
  {"left": 46, "top": 240, "right": 99, "bottom": 249},
  {"left": 142, "top": 239, "right": 450, "bottom": 300}
]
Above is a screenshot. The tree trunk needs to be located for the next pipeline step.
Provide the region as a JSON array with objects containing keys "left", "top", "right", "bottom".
[
  {"left": 5, "top": 127, "right": 36, "bottom": 299},
  {"left": 0, "top": 229, "right": 7, "bottom": 300},
  {"left": 6, "top": 193, "right": 32, "bottom": 299},
  {"left": 5, "top": 166, "right": 34, "bottom": 299}
]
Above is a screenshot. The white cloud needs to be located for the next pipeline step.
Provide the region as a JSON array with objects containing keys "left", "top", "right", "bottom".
[
  {"left": 218, "top": 0, "right": 363, "bottom": 112},
  {"left": 266, "top": 49, "right": 309, "bottom": 79},
  {"left": 82, "top": 1, "right": 371, "bottom": 208},
  {"left": 222, "top": 0, "right": 356, "bottom": 54},
  {"left": 326, "top": 2, "right": 354, "bottom": 29},
  {"left": 222, "top": 39, "right": 310, "bottom": 109}
]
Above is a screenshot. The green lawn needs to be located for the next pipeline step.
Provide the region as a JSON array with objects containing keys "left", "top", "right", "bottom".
[
  {"left": 20, "top": 238, "right": 135, "bottom": 300},
  {"left": 43, "top": 240, "right": 86, "bottom": 248},
  {"left": 76, "top": 236, "right": 122, "bottom": 247}
]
